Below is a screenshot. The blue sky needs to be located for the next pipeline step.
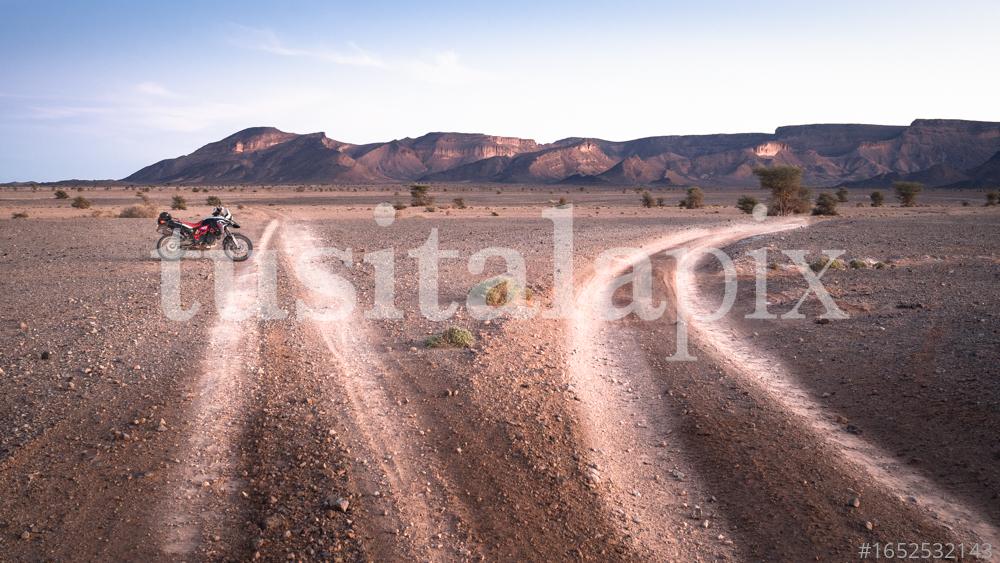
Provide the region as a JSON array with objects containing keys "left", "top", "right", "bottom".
[{"left": 2, "top": 0, "right": 999, "bottom": 181}]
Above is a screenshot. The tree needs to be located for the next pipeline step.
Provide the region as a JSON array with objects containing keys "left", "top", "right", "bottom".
[
  {"left": 736, "top": 195, "right": 758, "bottom": 214},
  {"left": 870, "top": 191, "right": 884, "bottom": 207},
  {"left": 835, "top": 188, "right": 849, "bottom": 203},
  {"left": 893, "top": 181, "right": 923, "bottom": 207},
  {"left": 812, "top": 193, "right": 839, "bottom": 216},
  {"left": 410, "top": 184, "right": 433, "bottom": 207},
  {"left": 172, "top": 195, "right": 187, "bottom": 210},
  {"left": 985, "top": 191, "right": 999, "bottom": 206},
  {"left": 640, "top": 191, "right": 655, "bottom": 208},
  {"left": 678, "top": 187, "right": 704, "bottom": 209},
  {"left": 753, "top": 166, "right": 809, "bottom": 215}
]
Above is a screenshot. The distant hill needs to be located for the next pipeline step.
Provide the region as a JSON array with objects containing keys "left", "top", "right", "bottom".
[{"left": 121, "top": 119, "right": 1000, "bottom": 187}]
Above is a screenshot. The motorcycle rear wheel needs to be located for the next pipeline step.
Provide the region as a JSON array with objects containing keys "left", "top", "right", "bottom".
[
  {"left": 223, "top": 233, "right": 253, "bottom": 262},
  {"left": 156, "top": 234, "right": 185, "bottom": 261}
]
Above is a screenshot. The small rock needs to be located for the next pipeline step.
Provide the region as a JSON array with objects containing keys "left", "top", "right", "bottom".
[
  {"left": 20, "top": 531, "right": 31, "bottom": 540},
  {"left": 264, "top": 515, "right": 282, "bottom": 530},
  {"left": 701, "top": 519, "right": 710, "bottom": 528},
  {"left": 849, "top": 497, "right": 861, "bottom": 508},
  {"left": 865, "top": 521, "right": 874, "bottom": 531},
  {"left": 333, "top": 497, "right": 349, "bottom": 512},
  {"left": 156, "top": 419, "right": 168, "bottom": 432},
  {"left": 19, "top": 321, "right": 28, "bottom": 331}
]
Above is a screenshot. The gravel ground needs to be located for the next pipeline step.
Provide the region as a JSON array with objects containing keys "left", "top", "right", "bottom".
[{"left": 1, "top": 186, "right": 997, "bottom": 561}]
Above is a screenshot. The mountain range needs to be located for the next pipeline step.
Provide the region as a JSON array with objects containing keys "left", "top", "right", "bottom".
[{"left": 124, "top": 119, "right": 1000, "bottom": 188}]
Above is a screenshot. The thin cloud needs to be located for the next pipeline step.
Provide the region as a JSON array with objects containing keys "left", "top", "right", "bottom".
[
  {"left": 228, "top": 24, "right": 494, "bottom": 85},
  {"left": 229, "top": 24, "right": 385, "bottom": 68}
]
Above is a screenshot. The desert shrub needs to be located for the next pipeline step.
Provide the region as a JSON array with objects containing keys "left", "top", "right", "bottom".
[
  {"left": 11, "top": 212, "right": 28, "bottom": 219},
  {"left": 656, "top": 197, "right": 665, "bottom": 207},
  {"left": 870, "top": 191, "right": 884, "bottom": 207},
  {"left": 71, "top": 196, "right": 92, "bottom": 209},
  {"left": 118, "top": 205, "right": 157, "bottom": 218},
  {"left": 557, "top": 196, "right": 569, "bottom": 206},
  {"left": 893, "top": 181, "right": 923, "bottom": 207},
  {"left": 191, "top": 187, "right": 201, "bottom": 192},
  {"left": 490, "top": 211, "right": 499, "bottom": 216},
  {"left": 835, "top": 188, "right": 849, "bottom": 203},
  {"left": 54, "top": 189, "right": 69, "bottom": 199},
  {"left": 172, "top": 195, "right": 187, "bottom": 210},
  {"left": 206, "top": 195, "right": 222, "bottom": 207},
  {"left": 482, "top": 279, "right": 532, "bottom": 307},
  {"left": 754, "top": 166, "right": 809, "bottom": 215},
  {"left": 985, "top": 191, "right": 999, "bottom": 206},
  {"left": 736, "top": 195, "right": 758, "bottom": 214},
  {"left": 812, "top": 193, "right": 839, "bottom": 216},
  {"left": 640, "top": 191, "right": 655, "bottom": 208},
  {"left": 425, "top": 205, "right": 437, "bottom": 212},
  {"left": 849, "top": 259, "right": 869, "bottom": 269},
  {"left": 425, "top": 326, "right": 475, "bottom": 348},
  {"left": 452, "top": 197, "right": 467, "bottom": 209},
  {"left": 392, "top": 202, "right": 408, "bottom": 210},
  {"left": 873, "top": 261, "right": 888, "bottom": 269},
  {"left": 810, "top": 255, "right": 847, "bottom": 272},
  {"left": 410, "top": 184, "right": 433, "bottom": 207},
  {"left": 678, "top": 187, "right": 704, "bottom": 209}
]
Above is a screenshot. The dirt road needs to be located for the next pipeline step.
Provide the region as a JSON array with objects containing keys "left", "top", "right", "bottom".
[{"left": 1, "top": 194, "right": 998, "bottom": 561}]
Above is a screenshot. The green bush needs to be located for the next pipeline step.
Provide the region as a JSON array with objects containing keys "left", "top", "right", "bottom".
[
  {"left": 893, "top": 181, "right": 923, "bottom": 207},
  {"left": 810, "top": 255, "right": 847, "bottom": 272},
  {"left": 410, "top": 184, "right": 433, "bottom": 207},
  {"left": 754, "top": 166, "right": 809, "bottom": 215},
  {"left": 849, "top": 259, "right": 869, "bottom": 269},
  {"left": 736, "top": 195, "right": 758, "bottom": 214},
  {"left": 425, "top": 326, "right": 475, "bottom": 348},
  {"left": 71, "top": 196, "right": 92, "bottom": 209},
  {"left": 678, "top": 187, "right": 704, "bottom": 209},
  {"left": 812, "top": 193, "right": 839, "bottom": 216},
  {"left": 118, "top": 205, "right": 157, "bottom": 218}
]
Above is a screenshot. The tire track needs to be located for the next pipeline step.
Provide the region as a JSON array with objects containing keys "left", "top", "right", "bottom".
[
  {"left": 676, "top": 222, "right": 1000, "bottom": 548},
  {"left": 159, "top": 219, "right": 279, "bottom": 557},
  {"left": 278, "top": 224, "right": 472, "bottom": 562},
  {"left": 568, "top": 225, "right": 741, "bottom": 561}
]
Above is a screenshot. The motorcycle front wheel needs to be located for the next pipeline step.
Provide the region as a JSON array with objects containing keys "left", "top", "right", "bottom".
[
  {"left": 156, "top": 234, "right": 185, "bottom": 261},
  {"left": 223, "top": 233, "right": 253, "bottom": 262}
]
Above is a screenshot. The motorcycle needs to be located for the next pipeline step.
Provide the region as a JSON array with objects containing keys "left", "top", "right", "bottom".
[{"left": 155, "top": 207, "right": 253, "bottom": 262}]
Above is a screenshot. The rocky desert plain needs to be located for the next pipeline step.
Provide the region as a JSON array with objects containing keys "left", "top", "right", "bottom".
[{"left": 1, "top": 176, "right": 998, "bottom": 562}]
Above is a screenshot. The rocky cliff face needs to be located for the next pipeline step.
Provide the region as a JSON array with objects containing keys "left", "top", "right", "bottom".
[{"left": 124, "top": 120, "right": 1000, "bottom": 187}]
